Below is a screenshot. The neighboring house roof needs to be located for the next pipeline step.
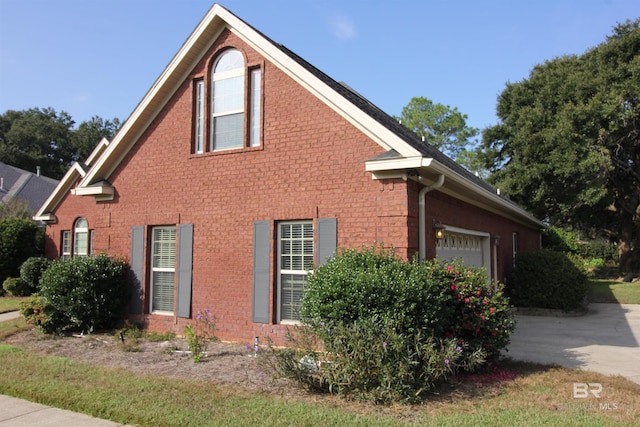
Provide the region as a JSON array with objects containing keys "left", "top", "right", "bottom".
[
  {"left": 34, "top": 3, "right": 544, "bottom": 229},
  {"left": 0, "top": 162, "right": 59, "bottom": 214}
]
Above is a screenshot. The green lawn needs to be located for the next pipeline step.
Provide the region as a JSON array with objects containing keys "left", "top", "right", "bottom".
[
  {"left": 0, "top": 296, "right": 28, "bottom": 314},
  {"left": 0, "top": 344, "right": 638, "bottom": 426},
  {"left": 588, "top": 279, "right": 640, "bottom": 304}
]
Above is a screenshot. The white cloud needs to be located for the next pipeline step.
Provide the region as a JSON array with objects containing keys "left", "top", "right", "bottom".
[{"left": 328, "top": 14, "right": 356, "bottom": 40}]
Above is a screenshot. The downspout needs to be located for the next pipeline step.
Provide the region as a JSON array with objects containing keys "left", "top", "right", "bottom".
[{"left": 418, "top": 173, "right": 445, "bottom": 260}]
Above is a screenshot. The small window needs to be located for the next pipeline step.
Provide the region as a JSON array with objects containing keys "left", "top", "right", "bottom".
[
  {"left": 211, "top": 49, "right": 245, "bottom": 150},
  {"left": 74, "top": 218, "right": 89, "bottom": 257},
  {"left": 278, "top": 221, "right": 314, "bottom": 322},
  {"left": 249, "top": 68, "right": 261, "bottom": 147},
  {"left": 194, "top": 79, "right": 205, "bottom": 154},
  {"left": 151, "top": 226, "right": 176, "bottom": 314},
  {"left": 512, "top": 232, "right": 519, "bottom": 267},
  {"left": 61, "top": 230, "right": 71, "bottom": 259}
]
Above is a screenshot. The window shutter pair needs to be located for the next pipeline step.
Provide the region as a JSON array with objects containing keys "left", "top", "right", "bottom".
[
  {"left": 252, "top": 218, "right": 337, "bottom": 324},
  {"left": 129, "top": 224, "right": 193, "bottom": 318}
]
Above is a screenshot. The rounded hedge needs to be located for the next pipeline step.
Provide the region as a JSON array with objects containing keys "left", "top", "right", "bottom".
[
  {"left": 36, "top": 254, "right": 129, "bottom": 332},
  {"left": 300, "top": 245, "right": 514, "bottom": 362},
  {"left": 0, "top": 217, "right": 39, "bottom": 284},
  {"left": 2, "top": 277, "right": 31, "bottom": 297},
  {"left": 19, "top": 256, "right": 52, "bottom": 294},
  {"left": 507, "top": 249, "right": 588, "bottom": 311}
]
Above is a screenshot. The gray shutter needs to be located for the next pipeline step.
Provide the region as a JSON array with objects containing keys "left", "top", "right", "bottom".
[
  {"left": 317, "top": 218, "right": 337, "bottom": 266},
  {"left": 252, "top": 221, "right": 271, "bottom": 323},
  {"left": 176, "top": 223, "right": 194, "bottom": 318},
  {"left": 129, "top": 226, "right": 144, "bottom": 314}
]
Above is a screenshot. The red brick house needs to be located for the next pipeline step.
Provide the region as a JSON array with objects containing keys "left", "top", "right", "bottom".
[{"left": 34, "top": 4, "right": 543, "bottom": 344}]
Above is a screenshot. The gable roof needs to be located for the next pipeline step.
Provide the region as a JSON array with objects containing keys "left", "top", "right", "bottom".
[
  {"left": 36, "top": 3, "right": 543, "bottom": 229},
  {"left": 0, "top": 162, "right": 59, "bottom": 214}
]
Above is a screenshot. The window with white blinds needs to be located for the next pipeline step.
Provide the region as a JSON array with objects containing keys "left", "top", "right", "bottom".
[
  {"left": 278, "top": 221, "right": 313, "bottom": 322},
  {"left": 151, "top": 226, "right": 176, "bottom": 314},
  {"left": 74, "top": 218, "right": 89, "bottom": 257},
  {"left": 61, "top": 230, "right": 71, "bottom": 259}
]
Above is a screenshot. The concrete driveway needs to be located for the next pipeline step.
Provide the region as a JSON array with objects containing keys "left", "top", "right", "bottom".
[{"left": 505, "top": 303, "right": 640, "bottom": 385}]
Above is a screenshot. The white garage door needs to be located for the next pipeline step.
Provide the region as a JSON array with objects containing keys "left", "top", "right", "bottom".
[{"left": 436, "top": 232, "right": 485, "bottom": 269}]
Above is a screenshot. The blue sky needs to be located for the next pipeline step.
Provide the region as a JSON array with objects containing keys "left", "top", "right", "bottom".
[{"left": 0, "top": 0, "right": 638, "bottom": 136}]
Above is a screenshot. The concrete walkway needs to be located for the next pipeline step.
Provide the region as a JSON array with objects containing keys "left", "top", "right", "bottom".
[
  {"left": 506, "top": 303, "right": 640, "bottom": 385},
  {"left": 0, "top": 395, "right": 134, "bottom": 426}
]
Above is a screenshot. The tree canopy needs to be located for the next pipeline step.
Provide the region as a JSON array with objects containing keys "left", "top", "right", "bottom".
[
  {"left": 396, "top": 97, "right": 483, "bottom": 175},
  {"left": 481, "top": 18, "right": 640, "bottom": 278},
  {"left": 0, "top": 107, "right": 120, "bottom": 180}
]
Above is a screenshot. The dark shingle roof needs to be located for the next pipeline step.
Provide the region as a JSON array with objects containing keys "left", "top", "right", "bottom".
[{"left": 0, "top": 162, "right": 59, "bottom": 213}]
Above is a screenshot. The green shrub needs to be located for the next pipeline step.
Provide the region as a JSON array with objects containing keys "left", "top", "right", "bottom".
[
  {"left": 3, "top": 277, "right": 31, "bottom": 296},
  {"left": 0, "top": 217, "right": 39, "bottom": 284},
  {"left": 20, "top": 294, "right": 66, "bottom": 333},
  {"left": 264, "top": 318, "right": 484, "bottom": 403},
  {"left": 36, "top": 254, "right": 129, "bottom": 333},
  {"left": 19, "top": 257, "right": 52, "bottom": 293},
  {"left": 276, "top": 245, "right": 515, "bottom": 402},
  {"left": 507, "top": 249, "right": 588, "bottom": 311}
]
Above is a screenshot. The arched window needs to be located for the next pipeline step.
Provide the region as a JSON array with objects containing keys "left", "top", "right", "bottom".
[
  {"left": 211, "top": 49, "right": 245, "bottom": 150},
  {"left": 74, "top": 217, "right": 89, "bottom": 257}
]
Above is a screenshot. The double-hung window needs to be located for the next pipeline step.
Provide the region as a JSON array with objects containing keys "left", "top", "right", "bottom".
[
  {"left": 193, "top": 48, "right": 262, "bottom": 153},
  {"left": 151, "top": 226, "right": 176, "bottom": 314},
  {"left": 61, "top": 230, "right": 72, "bottom": 259},
  {"left": 73, "top": 218, "right": 89, "bottom": 257},
  {"left": 278, "top": 221, "right": 314, "bottom": 322},
  {"left": 211, "top": 49, "right": 245, "bottom": 150}
]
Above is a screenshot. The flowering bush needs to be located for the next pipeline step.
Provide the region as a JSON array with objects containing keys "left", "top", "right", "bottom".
[
  {"left": 266, "top": 245, "right": 515, "bottom": 402},
  {"left": 184, "top": 308, "right": 216, "bottom": 362}
]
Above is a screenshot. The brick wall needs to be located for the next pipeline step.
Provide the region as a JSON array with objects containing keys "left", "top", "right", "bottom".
[{"left": 44, "top": 30, "right": 540, "bottom": 346}]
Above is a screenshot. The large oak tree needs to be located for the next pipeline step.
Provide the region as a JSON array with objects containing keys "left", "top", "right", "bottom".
[
  {"left": 0, "top": 108, "right": 120, "bottom": 180},
  {"left": 482, "top": 19, "right": 640, "bottom": 279}
]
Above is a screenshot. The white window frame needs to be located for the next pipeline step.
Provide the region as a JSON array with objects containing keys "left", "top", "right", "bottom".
[
  {"left": 61, "top": 230, "right": 71, "bottom": 259},
  {"left": 211, "top": 49, "right": 245, "bottom": 151},
  {"left": 249, "top": 67, "right": 261, "bottom": 147},
  {"left": 194, "top": 79, "right": 205, "bottom": 154},
  {"left": 73, "top": 218, "right": 89, "bottom": 257},
  {"left": 277, "top": 221, "right": 314, "bottom": 323},
  {"left": 150, "top": 226, "right": 176, "bottom": 315}
]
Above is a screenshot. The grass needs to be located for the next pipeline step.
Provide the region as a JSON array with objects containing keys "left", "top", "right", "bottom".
[
  {"left": 588, "top": 279, "right": 640, "bottom": 304},
  {"left": 0, "top": 296, "right": 28, "bottom": 313},
  {"left": 0, "top": 317, "right": 30, "bottom": 340},
  {"left": 0, "top": 343, "right": 638, "bottom": 426}
]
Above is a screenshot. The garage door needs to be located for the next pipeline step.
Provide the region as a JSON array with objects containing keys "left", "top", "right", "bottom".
[{"left": 436, "top": 232, "right": 485, "bottom": 269}]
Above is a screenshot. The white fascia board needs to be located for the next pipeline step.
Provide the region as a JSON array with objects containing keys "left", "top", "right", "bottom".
[
  {"left": 80, "top": 4, "right": 421, "bottom": 188},
  {"left": 220, "top": 10, "right": 422, "bottom": 158},
  {"left": 33, "top": 162, "right": 87, "bottom": 220},
  {"left": 79, "top": 6, "right": 228, "bottom": 188},
  {"left": 427, "top": 160, "right": 545, "bottom": 228},
  {"left": 84, "top": 138, "right": 110, "bottom": 167},
  {"left": 365, "top": 156, "right": 432, "bottom": 173}
]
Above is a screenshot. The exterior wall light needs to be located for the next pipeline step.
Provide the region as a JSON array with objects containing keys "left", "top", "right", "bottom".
[{"left": 433, "top": 220, "right": 445, "bottom": 240}]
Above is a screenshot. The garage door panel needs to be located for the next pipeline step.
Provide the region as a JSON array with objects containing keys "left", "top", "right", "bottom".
[{"left": 436, "top": 232, "right": 485, "bottom": 269}]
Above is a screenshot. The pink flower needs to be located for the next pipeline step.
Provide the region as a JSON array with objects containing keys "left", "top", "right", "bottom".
[
  {"left": 464, "top": 298, "right": 470, "bottom": 303},
  {"left": 490, "top": 307, "right": 496, "bottom": 313},
  {"left": 451, "top": 285, "right": 458, "bottom": 291}
]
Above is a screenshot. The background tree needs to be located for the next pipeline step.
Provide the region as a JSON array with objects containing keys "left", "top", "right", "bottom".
[
  {"left": 481, "top": 19, "right": 640, "bottom": 279},
  {"left": 70, "top": 116, "right": 121, "bottom": 163},
  {"left": 0, "top": 108, "right": 120, "bottom": 179},
  {"left": 396, "top": 97, "right": 482, "bottom": 174}
]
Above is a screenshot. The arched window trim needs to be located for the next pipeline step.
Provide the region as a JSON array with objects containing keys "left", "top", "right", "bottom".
[
  {"left": 210, "top": 48, "right": 245, "bottom": 151},
  {"left": 192, "top": 47, "right": 262, "bottom": 154},
  {"left": 73, "top": 217, "right": 90, "bottom": 257}
]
